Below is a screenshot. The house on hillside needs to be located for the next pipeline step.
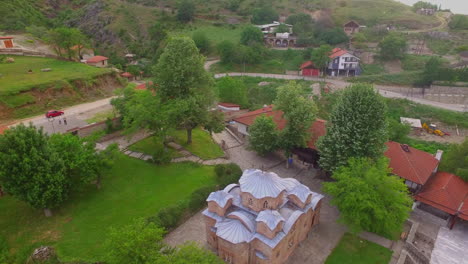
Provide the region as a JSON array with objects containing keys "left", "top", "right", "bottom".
[
  {"left": 203, "top": 169, "right": 324, "bottom": 264},
  {"left": 343, "top": 21, "right": 362, "bottom": 36},
  {"left": 416, "top": 8, "right": 436, "bottom": 16},
  {"left": 256, "top": 21, "right": 293, "bottom": 34},
  {"left": 299, "top": 61, "right": 320, "bottom": 77},
  {"left": 121, "top": 72, "right": 135, "bottom": 81},
  {"left": 0, "top": 36, "right": 14, "bottom": 49},
  {"left": 86, "top": 56, "right": 108, "bottom": 67},
  {"left": 327, "top": 48, "right": 361, "bottom": 77}
]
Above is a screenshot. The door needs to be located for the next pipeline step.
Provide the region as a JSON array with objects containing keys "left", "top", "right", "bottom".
[{"left": 4, "top": 40, "right": 13, "bottom": 48}]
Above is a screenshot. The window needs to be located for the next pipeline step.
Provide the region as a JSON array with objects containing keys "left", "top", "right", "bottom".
[
  {"left": 263, "top": 201, "right": 269, "bottom": 209},
  {"left": 288, "top": 238, "right": 294, "bottom": 249},
  {"left": 276, "top": 251, "right": 280, "bottom": 257},
  {"left": 248, "top": 198, "right": 253, "bottom": 205}
]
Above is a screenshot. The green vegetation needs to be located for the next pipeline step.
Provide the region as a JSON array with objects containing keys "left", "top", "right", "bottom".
[
  {"left": 427, "top": 39, "right": 454, "bottom": 55},
  {"left": 401, "top": 55, "right": 442, "bottom": 71},
  {"left": 172, "top": 128, "right": 224, "bottom": 160},
  {"left": 178, "top": 24, "right": 244, "bottom": 46},
  {"left": 0, "top": 56, "right": 110, "bottom": 95},
  {"left": 449, "top": 15, "right": 468, "bottom": 30},
  {"left": 128, "top": 135, "right": 183, "bottom": 159},
  {"left": 325, "top": 233, "right": 393, "bottom": 264},
  {"left": 360, "top": 63, "right": 386, "bottom": 76},
  {"left": 85, "top": 110, "right": 116, "bottom": 124},
  {"left": 0, "top": 155, "right": 216, "bottom": 263},
  {"left": 0, "top": 93, "right": 35, "bottom": 108},
  {"left": 349, "top": 71, "right": 422, "bottom": 86},
  {"left": 439, "top": 139, "right": 468, "bottom": 181}
]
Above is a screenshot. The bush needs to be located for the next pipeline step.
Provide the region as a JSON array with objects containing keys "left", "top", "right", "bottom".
[
  {"left": 215, "top": 163, "right": 242, "bottom": 188},
  {"left": 150, "top": 146, "right": 172, "bottom": 165},
  {"left": 148, "top": 201, "right": 187, "bottom": 230},
  {"left": 188, "top": 185, "right": 217, "bottom": 212},
  {"left": 0, "top": 236, "right": 10, "bottom": 264}
]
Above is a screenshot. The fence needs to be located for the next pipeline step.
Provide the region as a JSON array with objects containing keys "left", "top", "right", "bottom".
[{"left": 66, "top": 117, "right": 121, "bottom": 138}]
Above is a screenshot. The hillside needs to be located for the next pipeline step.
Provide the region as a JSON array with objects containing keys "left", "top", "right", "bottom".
[{"left": 0, "top": 56, "right": 122, "bottom": 122}]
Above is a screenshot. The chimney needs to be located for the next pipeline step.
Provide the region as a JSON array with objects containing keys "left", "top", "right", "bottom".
[{"left": 400, "top": 144, "right": 410, "bottom": 153}]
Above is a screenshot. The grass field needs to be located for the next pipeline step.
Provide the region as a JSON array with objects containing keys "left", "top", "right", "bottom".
[
  {"left": 172, "top": 128, "right": 224, "bottom": 160},
  {"left": 325, "top": 233, "right": 393, "bottom": 264},
  {"left": 128, "top": 135, "right": 183, "bottom": 159},
  {"left": 349, "top": 71, "right": 422, "bottom": 86},
  {"left": 177, "top": 23, "right": 245, "bottom": 46},
  {"left": 0, "top": 56, "right": 110, "bottom": 95},
  {"left": 0, "top": 155, "right": 215, "bottom": 263}
]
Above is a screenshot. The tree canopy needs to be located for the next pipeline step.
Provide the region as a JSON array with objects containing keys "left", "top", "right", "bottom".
[
  {"left": 248, "top": 115, "right": 279, "bottom": 156},
  {"left": 240, "top": 26, "right": 264, "bottom": 46},
  {"left": 251, "top": 7, "right": 279, "bottom": 25},
  {"left": 45, "top": 27, "right": 88, "bottom": 60},
  {"left": 317, "top": 83, "right": 388, "bottom": 172},
  {"left": 439, "top": 138, "right": 468, "bottom": 181},
  {"left": 177, "top": 0, "right": 196, "bottom": 23},
  {"left": 192, "top": 32, "right": 211, "bottom": 55},
  {"left": 378, "top": 33, "right": 407, "bottom": 60},
  {"left": 216, "top": 77, "right": 248, "bottom": 107},
  {"left": 324, "top": 157, "right": 412, "bottom": 238},
  {"left": 274, "top": 82, "right": 317, "bottom": 155},
  {"left": 311, "top": 44, "right": 332, "bottom": 73}
]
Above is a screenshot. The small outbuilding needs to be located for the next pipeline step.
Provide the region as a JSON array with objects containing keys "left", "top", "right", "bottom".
[
  {"left": 0, "top": 36, "right": 14, "bottom": 49},
  {"left": 86, "top": 56, "right": 108, "bottom": 67},
  {"left": 343, "top": 21, "right": 361, "bottom": 36},
  {"left": 120, "top": 72, "right": 135, "bottom": 81},
  {"left": 300, "top": 61, "right": 320, "bottom": 76},
  {"left": 218, "top": 103, "right": 241, "bottom": 112}
]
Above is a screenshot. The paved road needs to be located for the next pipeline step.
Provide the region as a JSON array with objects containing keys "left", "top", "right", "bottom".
[
  {"left": 9, "top": 97, "right": 115, "bottom": 135},
  {"left": 213, "top": 72, "right": 467, "bottom": 112}
]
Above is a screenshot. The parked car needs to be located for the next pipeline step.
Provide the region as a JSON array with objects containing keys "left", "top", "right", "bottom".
[{"left": 45, "top": 110, "right": 64, "bottom": 118}]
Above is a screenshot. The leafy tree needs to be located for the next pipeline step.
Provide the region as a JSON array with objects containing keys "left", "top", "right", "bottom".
[
  {"left": 439, "top": 138, "right": 468, "bottom": 181},
  {"left": 316, "top": 27, "right": 349, "bottom": 45},
  {"left": 226, "top": 0, "right": 242, "bottom": 11},
  {"left": 217, "top": 40, "right": 237, "bottom": 64},
  {"left": 449, "top": 15, "right": 468, "bottom": 30},
  {"left": 317, "top": 84, "right": 388, "bottom": 172},
  {"left": 286, "top": 13, "right": 315, "bottom": 45},
  {"left": 416, "top": 57, "right": 442, "bottom": 87},
  {"left": 324, "top": 157, "right": 412, "bottom": 238},
  {"left": 45, "top": 27, "right": 88, "bottom": 60},
  {"left": 205, "top": 111, "right": 225, "bottom": 136},
  {"left": 192, "top": 32, "right": 211, "bottom": 54},
  {"left": 311, "top": 44, "right": 332, "bottom": 75},
  {"left": 274, "top": 23, "right": 290, "bottom": 33},
  {"left": 387, "top": 119, "right": 411, "bottom": 143},
  {"left": 105, "top": 219, "right": 222, "bottom": 264},
  {"left": 412, "top": 1, "right": 438, "bottom": 11},
  {"left": 248, "top": 115, "right": 279, "bottom": 156},
  {"left": 177, "top": 0, "right": 196, "bottom": 22},
  {"left": 274, "top": 82, "right": 317, "bottom": 156},
  {"left": 216, "top": 77, "right": 248, "bottom": 106},
  {"left": 378, "top": 33, "right": 407, "bottom": 60},
  {"left": 240, "top": 26, "right": 264, "bottom": 46},
  {"left": 251, "top": 7, "right": 279, "bottom": 24},
  {"left": 154, "top": 36, "right": 215, "bottom": 144}
]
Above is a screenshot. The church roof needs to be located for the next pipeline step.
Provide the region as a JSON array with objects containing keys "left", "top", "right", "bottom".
[
  {"left": 206, "top": 191, "right": 233, "bottom": 208},
  {"left": 288, "top": 185, "right": 313, "bottom": 203},
  {"left": 215, "top": 219, "right": 253, "bottom": 244},
  {"left": 239, "top": 169, "right": 287, "bottom": 199},
  {"left": 256, "top": 210, "right": 285, "bottom": 230}
]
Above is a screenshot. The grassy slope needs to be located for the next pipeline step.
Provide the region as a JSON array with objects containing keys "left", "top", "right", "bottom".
[
  {"left": 0, "top": 56, "right": 110, "bottom": 95},
  {"left": 128, "top": 135, "right": 183, "bottom": 158},
  {"left": 0, "top": 155, "right": 215, "bottom": 263},
  {"left": 172, "top": 128, "right": 224, "bottom": 160},
  {"left": 325, "top": 233, "right": 393, "bottom": 264}
]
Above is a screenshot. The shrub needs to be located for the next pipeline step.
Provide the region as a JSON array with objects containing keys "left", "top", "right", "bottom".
[
  {"left": 150, "top": 146, "right": 172, "bottom": 165},
  {"left": 0, "top": 236, "right": 10, "bottom": 264},
  {"left": 149, "top": 201, "right": 187, "bottom": 230},
  {"left": 215, "top": 163, "right": 242, "bottom": 187},
  {"left": 188, "top": 185, "right": 217, "bottom": 212}
]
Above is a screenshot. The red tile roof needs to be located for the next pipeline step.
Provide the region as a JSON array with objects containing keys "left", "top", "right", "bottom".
[
  {"left": 344, "top": 20, "right": 360, "bottom": 28},
  {"left": 329, "top": 48, "right": 348, "bottom": 59},
  {"left": 459, "top": 197, "right": 468, "bottom": 220},
  {"left": 121, "top": 72, "right": 133, "bottom": 78},
  {"left": 384, "top": 141, "right": 439, "bottom": 185},
  {"left": 415, "top": 172, "right": 468, "bottom": 216},
  {"left": 0, "top": 36, "right": 13, "bottom": 40},
  {"left": 300, "top": 61, "right": 317, "bottom": 69},
  {"left": 218, "top": 102, "right": 241, "bottom": 108},
  {"left": 233, "top": 105, "right": 326, "bottom": 149},
  {"left": 86, "top": 56, "right": 108, "bottom": 63}
]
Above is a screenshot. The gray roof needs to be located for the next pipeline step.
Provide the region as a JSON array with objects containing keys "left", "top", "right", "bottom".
[
  {"left": 202, "top": 209, "right": 223, "bottom": 222},
  {"left": 310, "top": 192, "right": 324, "bottom": 210},
  {"left": 228, "top": 211, "right": 256, "bottom": 232},
  {"left": 215, "top": 219, "right": 253, "bottom": 244},
  {"left": 224, "top": 183, "right": 239, "bottom": 193},
  {"left": 239, "top": 169, "right": 287, "bottom": 199},
  {"left": 206, "top": 191, "right": 233, "bottom": 208},
  {"left": 283, "top": 210, "right": 304, "bottom": 233},
  {"left": 288, "top": 185, "right": 312, "bottom": 203},
  {"left": 251, "top": 231, "right": 286, "bottom": 248},
  {"left": 256, "top": 210, "right": 285, "bottom": 230},
  {"left": 282, "top": 178, "right": 301, "bottom": 191}
]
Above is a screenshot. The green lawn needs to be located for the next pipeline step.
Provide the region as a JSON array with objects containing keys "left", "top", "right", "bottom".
[
  {"left": 176, "top": 23, "right": 245, "bottom": 46},
  {"left": 0, "top": 155, "right": 215, "bottom": 263},
  {"left": 172, "top": 128, "right": 224, "bottom": 160},
  {"left": 128, "top": 135, "right": 183, "bottom": 159},
  {"left": 325, "top": 233, "right": 393, "bottom": 264},
  {"left": 0, "top": 56, "right": 110, "bottom": 95}
]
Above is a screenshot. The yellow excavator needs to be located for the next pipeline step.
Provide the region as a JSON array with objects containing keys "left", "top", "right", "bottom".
[{"left": 422, "top": 123, "right": 445, "bottom": 137}]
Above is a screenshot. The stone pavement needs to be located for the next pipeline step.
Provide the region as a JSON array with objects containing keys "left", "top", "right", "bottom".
[
  {"left": 164, "top": 130, "right": 347, "bottom": 264},
  {"left": 431, "top": 221, "right": 468, "bottom": 264}
]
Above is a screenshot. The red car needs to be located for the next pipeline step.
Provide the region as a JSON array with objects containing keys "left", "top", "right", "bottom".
[{"left": 45, "top": 110, "right": 64, "bottom": 118}]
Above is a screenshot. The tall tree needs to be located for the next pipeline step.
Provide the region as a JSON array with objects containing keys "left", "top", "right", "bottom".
[
  {"left": 216, "top": 77, "right": 248, "bottom": 107},
  {"left": 251, "top": 7, "right": 279, "bottom": 24},
  {"left": 217, "top": 40, "right": 237, "bottom": 64},
  {"left": 154, "top": 36, "right": 215, "bottom": 144},
  {"left": 240, "top": 26, "right": 264, "bottom": 46},
  {"left": 311, "top": 44, "right": 332, "bottom": 76},
  {"left": 274, "top": 82, "right": 317, "bottom": 156},
  {"left": 46, "top": 27, "right": 88, "bottom": 60},
  {"left": 324, "top": 158, "right": 412, "bottom": 238},
  {"left": 317, "top": 84, "right": 388, "bottom": 172},
  {"left": 417, "top": 57, "right": 442, "bottom": 87},
  {"left": 248, "top": 115, "right": 279, "bottom": 156},
  {"left": 192, "top": 32, "right": 211, "bottom": 55},
  {"left": 378, "top": 33, "right": 407, "bottom": 60},
  {"left": 177, "top": 0, "right": 196, "bottom": 23},
  {"left": 439, "top": 138, "right": 468, "bottom": 181}
]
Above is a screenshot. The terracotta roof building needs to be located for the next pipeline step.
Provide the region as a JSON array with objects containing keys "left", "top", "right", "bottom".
[
  {"left": 0, "top": 36, "right": 14, "bottom": 49},
  {"left": 218, "top": 102, "right": 241, "bottom": 112},
  {"left": 384, "top": 141, "right": 440, "bottom": 191},
  {"left": 203, "top": 169, "right": 324, "bottom": 264},
  {"left": 343, "top": 21, "right": 361, "bottom": 35},
  {"left": 299, "top": 61, "right": 320, "bottom": 76},
  {"left": 86, "top": 56, "right": 108, "bottom": 67}
]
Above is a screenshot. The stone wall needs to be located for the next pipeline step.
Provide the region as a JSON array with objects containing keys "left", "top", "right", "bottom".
[
  {"left": 67, "top": 117, "right": 120, "bottom": 138},
  {"left": 378, "top": 85, "right": 468, "bottom": 104}
]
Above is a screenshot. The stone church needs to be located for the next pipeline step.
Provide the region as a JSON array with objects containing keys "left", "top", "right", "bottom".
[{"left": 203, "top": 169, "right": 324, "bottom": 264}]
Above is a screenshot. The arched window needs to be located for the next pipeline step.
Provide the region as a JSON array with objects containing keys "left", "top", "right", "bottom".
[
  {"left": 263, "top": 201, "right": 268, "bottom": 208},
  {"left": 248, "top": 198, "right": 253, "bottom": 205}
]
